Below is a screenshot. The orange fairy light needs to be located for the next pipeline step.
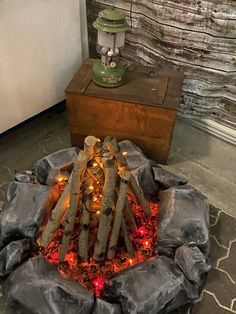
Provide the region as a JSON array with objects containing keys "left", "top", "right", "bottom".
[
  {"left": 129, "top": 259, "right": 133, "bottom": 265},
  {"left": 89, "top": 185, "right": 94, "bottom": 191},
  {"left": 93, "top": 162, "right": 98, "bottom": 167},
  {"left": 57, "top": 176, "right": 64, "bottom": 183},
  {"left": 122, "top": 151, "right": 128, "bottom": 156}
]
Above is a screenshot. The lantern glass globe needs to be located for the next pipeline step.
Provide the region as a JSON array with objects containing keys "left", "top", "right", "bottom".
[{"left": 97, "top": 31, "right": 125, "bottom": 51}]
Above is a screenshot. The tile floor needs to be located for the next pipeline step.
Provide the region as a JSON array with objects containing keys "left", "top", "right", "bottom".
[{"left": 0, "top": 104, "right": 235, "bottom": 313}]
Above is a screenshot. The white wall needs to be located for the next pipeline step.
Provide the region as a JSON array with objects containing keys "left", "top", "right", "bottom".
[{"left": 0, "top": 0, "right": 88, "bottom": 133}]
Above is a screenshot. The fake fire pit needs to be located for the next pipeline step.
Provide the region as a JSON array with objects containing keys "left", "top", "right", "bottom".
[{"left": 0, "top": 137, "right": 210, "bottom": 314}]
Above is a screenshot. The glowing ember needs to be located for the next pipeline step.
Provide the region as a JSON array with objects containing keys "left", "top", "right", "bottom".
[
  {"left": 64, "top": 252, "right": 77, "bottom": 267},
  {"left": 38, "top": 191, "right": 159, "bottom": 296},
  {"left": 137, "top": 226, "right": 149, "bottom": 236},
  {"left": 92, "top": 277, "right": 110, "bottom": 297}
]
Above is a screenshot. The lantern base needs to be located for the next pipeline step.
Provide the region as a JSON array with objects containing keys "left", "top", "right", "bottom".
[{"left": 92, "top": 61, "right": 126, "bottom": 88}]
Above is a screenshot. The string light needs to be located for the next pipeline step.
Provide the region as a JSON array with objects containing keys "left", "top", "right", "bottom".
[
  {"left": 65, "top": 252, "right": 76, "bottom": 267},
  {"left": 92, "top": 277, "right": 105, "bottom": 297},
  {"left": 93, "top": 197, "right": 98, "bottom": 202},
  {"left": 89, "top": 185, "right": 94, "bottom": 191},
  {"left": 137, "top": 226, "right": 148, "bottom": 236},
  {"left": 129, "top": 259, "right": 133, "bottom": 265},
  {"left": 122, "top": 151, "right": 128, "bottom": 156},
  {"left": 96, "top": 210, "right": 100, "bottom": 215},
  {"left": 57, "top": 176, "right": 64, "bottom": 183},
  {"left": 93, "top": 162, "right": 98, "bottom": 167}
]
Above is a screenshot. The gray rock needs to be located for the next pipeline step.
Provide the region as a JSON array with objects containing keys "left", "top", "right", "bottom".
[
  {"left": 32, "top": 147, "right": 79, "bottom": 184},
  {"left": 152, "top": 166, "right": 187, "bottom": 188},
  {"left": 102, "top": 256, "right": 198, "bottom": 314},
  {"left": 158, "top": 185, "right": 209, "bottom": 257},
  {"left": 175, "top": 245, "right": 211, "bottom": 283},
  {"left": 0, "top": 201, "right": 4, "bottom": 212},
  {"left": 3, "top": 256, "right": 94, "bottom": 314},
  {"left": 0, "top": 239, "right": 32, "bottom": 278},
  {"left": 15, "top": 171, "right": 38, "bottom": 184},
  {"left": 0, "top": 181, "right": 53, "bottom": 249},
  {"left": 119, "top": 140, "right": 149, "bottom": 170},
  {"left": 93, "top": 298, "right": 121, "bottom": 314}
]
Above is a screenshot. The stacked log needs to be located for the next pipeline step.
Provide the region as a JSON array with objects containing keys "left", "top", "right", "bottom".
[
  {"left": 86, "top": 0, "right": 236, "bottom": 129},
  {"left": 40, "top": 136, "right": 151, "bottom": 263}
]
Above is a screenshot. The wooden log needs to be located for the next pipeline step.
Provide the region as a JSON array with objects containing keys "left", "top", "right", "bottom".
[
  {"left": 129, "top": 176, "right": 151, "bottom": 217},
  {"left": 77, "top": 135, "right": 102, "bottom": 261},
  {"left": 93, "top": 157, "right": 118, "bottom": 261},
  {"left": 107, "top": 171, "right": 131, "bottom": 260},
  {"left": 104, "top": 136, "right": 126, "bottom": 171},
  {"left": 59, "top": 150, "right": 88, "bottom": 262},
  {"left": 85, "top": 136, "right": 104, "bottom": 193},
  {"left": 84, "top": 135, "right": 98, "bottom": 156},
  {"left": 104, "top": 136, "right": 151, "bottom": 217},
  {"left": 40, "top": 174, "right": 72, "bottom": 247},
  {"left": 124, "top": 199, "right": 137, "bottom": 233},
  {"left": 78, "top": 202, "right": 91, "bottom": 261},
  {"left": 88, "top": 233, "right": 97, "bottom": 250},
  {"left": 121, "top": 216, "right": 135, "bottom": 259}
]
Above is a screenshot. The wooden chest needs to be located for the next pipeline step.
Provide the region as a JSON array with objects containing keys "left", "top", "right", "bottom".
[{"left": 65, "top": 59, "right": 183, "bottom": 164}]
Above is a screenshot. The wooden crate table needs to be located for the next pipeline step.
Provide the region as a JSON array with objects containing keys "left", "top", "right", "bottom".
[{"left": 65, "top": 58, "right": 184, "bottom": 164}]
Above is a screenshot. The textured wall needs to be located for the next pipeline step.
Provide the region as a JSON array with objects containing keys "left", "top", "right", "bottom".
[
  {"left": 87, "top": 0, "right": 236, "bottom": 129},
  {"left": 0, "top": 0, "right": 88, "bottom": 133}
]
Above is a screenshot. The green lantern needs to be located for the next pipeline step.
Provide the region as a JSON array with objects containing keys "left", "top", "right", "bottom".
[{"left": 92, "top": 8, "right": 128, "bottom": 88}]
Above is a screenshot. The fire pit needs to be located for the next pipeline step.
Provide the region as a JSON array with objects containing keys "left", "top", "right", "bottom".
[{"left": 0, "top": 137, "right": 210, "bottom": 314}]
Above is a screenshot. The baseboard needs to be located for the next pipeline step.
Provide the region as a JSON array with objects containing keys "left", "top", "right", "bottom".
[
  {"left": 187, "top": 118, "right": 236, "bottom": 146},
  {"left": 0, "top": 100, "right": 66, "bottom": 138}
]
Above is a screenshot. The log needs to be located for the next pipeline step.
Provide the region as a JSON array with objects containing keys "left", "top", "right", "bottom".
[
  {"left": 40, "top": 174, "right": 72, "bottom": 247},
  {"left": 78, "top": 202, "right": 91, "bottom": 261},
  {"left": 85, "top": 136, "right": 104, "bottom": 194},
  {"left": 88, "top": 233, "right": 97, "bottom": 250},
  {"left": 107, "top": 171, "right": 131, "bottom": 260},
  {"left": 78, "top": 137, "right": 99, "bottom": 261},
  {"left": 59, "top": 150, "right": 88, "bottom": 262},
  {"left": 121, "top": 216, "right": 135, "bottom": 259},
  {"left": 124, "top": 199, "right": 137, "bottom": 233},
  {"left": 84, "top": 135, "right": 98, "bottom": 156},
  {"left": 129, "top": 176, "right": 151, "bottom": 217},
  {"left": 93, "top": 157, "right": 118, "bottom": 261},
  {"left": 104, "top": 136, "right": 151, "bottom": 217}
]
